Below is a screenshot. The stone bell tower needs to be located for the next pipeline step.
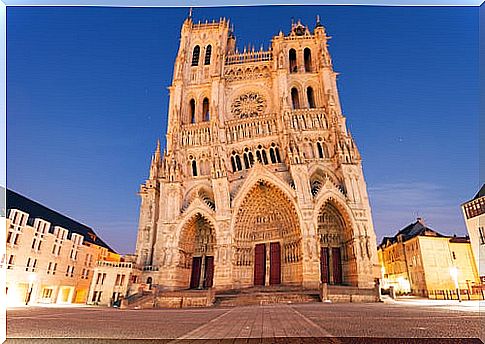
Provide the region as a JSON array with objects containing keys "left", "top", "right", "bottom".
[{"left": 135, "top": 15, "right": 380, "bottom": 293}]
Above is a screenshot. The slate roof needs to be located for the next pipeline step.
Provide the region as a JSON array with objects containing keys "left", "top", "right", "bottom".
[
  {"left": 5, "top": 187, "right": 116, "bottom": 253},
  {"left": 379, "top": 219, "right": 446, "bottom": 248},
  {"left": 473, "top": 184, "right": 485, "bottom": 200}
]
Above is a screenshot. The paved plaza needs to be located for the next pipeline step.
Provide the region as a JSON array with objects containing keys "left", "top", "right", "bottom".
[{"left": 5, "top": 300, "right": 485, "bottom": 343}]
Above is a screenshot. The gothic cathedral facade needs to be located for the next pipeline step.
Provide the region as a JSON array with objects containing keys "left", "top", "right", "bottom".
[{"left": 135, "top": 16, "right": 379, "bottom": 292}]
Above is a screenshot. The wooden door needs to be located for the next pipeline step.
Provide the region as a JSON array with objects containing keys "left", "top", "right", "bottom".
[
  {"left": 270, "top": 242, "right": 281, "bottom": 285},
  {"left": 203, "top": 256, "right": 214, "bottom": 288},
  {"left": 320, "top": 247, "right": 330, "bottom": 283},
  {"left": 332, "top": 247, "right": 342, "bottom": 285},
  {"left": 254, "top": 243, "right": 266, "bottom": 286},
  {"left": 190, "top": 256, "right": 202, "bottom": 289}
]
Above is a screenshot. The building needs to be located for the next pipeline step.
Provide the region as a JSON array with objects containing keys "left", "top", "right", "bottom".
[
  {"left": 87, "top": 256, "right": 141, "bottom": 306},
  {"left": 134, "top": 16, "right": 380, "bottom": 293},
  {"left": 378, "top": 218, "right": 480, "bottom": 297},
  {"left": 461, "top": 184, "right": 485, "bottom": 285},
  {"left": 2, "top": 188, "right": 120, "bottom": 306}
]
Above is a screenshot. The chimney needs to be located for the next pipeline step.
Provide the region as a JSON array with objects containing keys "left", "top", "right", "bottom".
[{"left": 417, "top": 217, "right": 425, "bottom": 225}]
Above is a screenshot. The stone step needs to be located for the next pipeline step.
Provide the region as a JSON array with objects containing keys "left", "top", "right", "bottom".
[{"left": 215, "top": 290, "right": 321, "bottom": 307}]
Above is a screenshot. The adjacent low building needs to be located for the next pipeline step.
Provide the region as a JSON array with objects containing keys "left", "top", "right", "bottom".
[
  {"left": 3, "top": 189, "right": 120, "bottom": 306},
  {"left": 461, "top": 184, "right": 485, "bottom": 286},
  {"left": 378, "top": 218, "right": 479, "bottom": 298}
]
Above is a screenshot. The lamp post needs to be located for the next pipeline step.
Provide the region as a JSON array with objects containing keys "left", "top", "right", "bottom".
[
  {"left": 25, "top": 273, "right": 37, "bottom": 306},
  {"left": 449, "top": 267, "right": 461, "bottom": 302}
]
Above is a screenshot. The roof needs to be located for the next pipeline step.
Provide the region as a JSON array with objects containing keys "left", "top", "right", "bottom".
[
  {"left": 379, "top": 218, "right": 445, "bottom": 248},
  {"left": 473, "top": 184, "right": 485, "bottom": 200},
  {"left": 5, "top": 188, "right": 116, "bottom": 253}
]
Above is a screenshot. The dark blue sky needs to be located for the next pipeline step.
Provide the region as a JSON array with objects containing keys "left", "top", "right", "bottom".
[{"left": 7, "top": 6, "right": 479, "bottom": 254}]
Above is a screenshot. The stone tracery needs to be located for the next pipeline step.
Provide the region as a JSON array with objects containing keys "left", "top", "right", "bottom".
[{"left": 233, "top": 180, "right": 303, "bottom": 287}]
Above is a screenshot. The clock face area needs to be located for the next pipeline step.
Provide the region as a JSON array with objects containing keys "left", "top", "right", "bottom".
[{"left": 231, "top": 92, "right": 267, "bottom": 119}]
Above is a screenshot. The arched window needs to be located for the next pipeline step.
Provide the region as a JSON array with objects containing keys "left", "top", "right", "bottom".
[
  {"left": 275, "top": 147, "right": 281, "bottom": 163},
  {"left": 307, "top": 87, "right": 316, "bottom": 108},
  {"left": 231, "top": 156, "right": 237, "bottom": 172},
  {"left": 269, "top": 148, "right": 276, "bottom": 164},
  {"left": 191, "top": 159, "right": 198, "bottom": 176},
  {"left": 243, "top": 154, "right": 250, "bottom": 169},
  {"left": 204, "top": 45, "right": 212, "bottom": 65},
  {"left": 189, "top": 99, "right": 196, "bottom": 123},
  {"left": 291, "top": 88, "right": 300, "bottom": 109},
  {"left": 248, "top": 151, "right": 254, "bottom": 165},
  {"left": 262, "top": 150, "right": 269, "bottom": 165},
  {"left": 317, "top": 142, "right": 324, "bottom": 159},
  {"left": 235, "top": 155, "right": 242, "bottom": 171},
  {"left": 146, "top": 277, "right": 152, "bottom": 284},
  {"left": 202, "top": 98, "right": 210, "bottom": 121},
  {"left": 289, "top": 49, "right": 297, "bottom": 73},
  {"left": 304, "top": 48, "right": 312, "bottom": 72},
  {"left": 192, "top": 45, "right": 200, "bottom": 66},
  {"left": 256, "top": 150, "right": 262, "bottom": 163}
]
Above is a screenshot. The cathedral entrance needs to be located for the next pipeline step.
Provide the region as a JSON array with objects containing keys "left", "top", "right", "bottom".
[
  {"left": 178, "top": 214, "right": 216, "bottom": 289},
  {"left": 233, "top": 181, "right": 302, "bottom": 288},
  {"left": 318, "top": 202, "right": 354, "bottom": 285},
  {"left": 253, "top": 242, "right": 281, "bottom": 286}
]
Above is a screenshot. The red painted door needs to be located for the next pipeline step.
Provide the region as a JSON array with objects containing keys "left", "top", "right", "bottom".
[
  {"left": 320, "top": 247, "right": 330, "bottom": 283},
  {"left": 254, "top": 244, "right": 266, "bottom": 286},
  {"left": 203, "top": 256, "right": 214, "bottom": 288},
  {"left": 190, "top": 256, "right": 202, "bottom": 289},
  {"left": 270, "top": 242, "right": 281, "bottom": 285},
  {"left": 332, "top": 247, "right": 342, "bottom": 285}
]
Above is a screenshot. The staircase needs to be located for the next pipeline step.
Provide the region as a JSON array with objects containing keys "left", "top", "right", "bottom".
[{"left": 215, "top": 286, "right": 321, "bottom": 307}]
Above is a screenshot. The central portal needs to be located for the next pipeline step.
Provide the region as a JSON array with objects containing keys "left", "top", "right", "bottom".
[
  {"left": 253, "top": 242, "right": 281, "bottom": 286},
  {"left": 233, "top": 181, "right": 302, "bottom": 288}
]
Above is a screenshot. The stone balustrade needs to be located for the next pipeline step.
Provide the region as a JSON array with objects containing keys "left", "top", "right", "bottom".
[{"left": 225, "top": 113, "right": 279, "bottom": 144}]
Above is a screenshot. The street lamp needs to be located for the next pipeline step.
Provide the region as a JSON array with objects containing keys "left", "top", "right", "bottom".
[
  {"left": 25, "top": 273, "right": 37, "bottom": 306},
  {"left": 449, "top": 267, "right": 461, "bottom": 302}
]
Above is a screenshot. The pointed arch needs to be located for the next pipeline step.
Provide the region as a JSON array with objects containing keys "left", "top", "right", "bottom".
[
  {"left": 232, "top": 179, "right": 303, "bottom": 287},
  {"left": 191, "top": 45, "right": 200, "bottom": 66}
]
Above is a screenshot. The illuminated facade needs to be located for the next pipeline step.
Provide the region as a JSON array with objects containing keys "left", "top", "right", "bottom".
[
  {"left": 3, "top": 189, "right": 120, "bottom": 306},
  {"left": 134, "top": 16, "right": 379, "bottom": 292},
  {"left": 461, "top": 184, "right": 485, "bottom": 285},
  {"left": 378, "top": 218, "right": 479, "bottom": 297}
]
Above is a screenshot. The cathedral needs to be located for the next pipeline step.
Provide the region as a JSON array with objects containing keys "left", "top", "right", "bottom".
[{"left": 134, "top": 15, "right": 380, "bottom": 293}]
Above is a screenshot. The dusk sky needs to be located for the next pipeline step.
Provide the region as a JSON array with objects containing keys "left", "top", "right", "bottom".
[{"left": 7, "top": 6, "right": 479, "bottom": 254}]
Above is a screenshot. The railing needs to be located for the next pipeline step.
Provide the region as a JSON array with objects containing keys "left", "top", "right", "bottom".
[
  {"left": 286, "top": 108, "right": 329, "bottom": 132},
  {"left": 429, "top": 288, "right": 485, "bottom": 301},
  {"left": 143, "top": 265, "right": 159, "bottom": 272},
  {"left": 180, "top": 122, "right": 212, "bottom": 147},
  {"left": 225, "top": 113, "right": 278, "bottom": 144},
  {"left": 97, "top": 261, "right": 133, "bottom": 269},
  {"left": 225, "top": 50, "right": 273, "bottom": 65}
]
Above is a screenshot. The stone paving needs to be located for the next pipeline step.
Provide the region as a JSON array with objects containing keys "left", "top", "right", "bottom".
[{"left": 6, "top": 302, "right": 485, "bottom": 343}]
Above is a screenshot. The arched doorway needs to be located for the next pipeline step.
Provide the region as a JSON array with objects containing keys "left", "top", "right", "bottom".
[
  {"left": 233, "top": 181, "right": 302, "bottom": 287},
  {"left": 178, "top": 214, "right": 216, "bottom": 289},
  {"left": 317, "top": 201, "right": 356, "bottom": 286}
]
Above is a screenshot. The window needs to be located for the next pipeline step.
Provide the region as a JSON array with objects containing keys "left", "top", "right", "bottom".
[
  {"left": 25, "top": 258, "right": 37, "bottom": 272},
  {"left": 307, "top": 87, "right": 316, "bottom": 108},
  {"left": 189, "top": 99, "right": 196, "bottom": 123},
  {"left": 304, "top": 48, "right": 312, "bottom": 72},
  {"left": 479, "top": 227, "right": 485, "bottom": 245},
  {"left": 204, "top": 45, "right": 212, "bottom": 65},
  {"left": 289, "top": 49, "right": 297, "bottom": 73},
  {"left": 202, "top": 98, "right": 210, "bottom": 121},
  {"left": 7, "top": 255, "right": 14, "bottom": 269},
  {"left": 269, "top": 143, "right": 281, "bottom": 164},
  {"left": 192, "top": 45, "right": 200, "bottom": 66},
  {"left": 66, "top": 265, "right": 74, "bottom": 277},
  {"left": 231, "top": 151, "right": 242, "bottom": 172},
  {"left": 42, "top": 288, "right": 53, "bottom": 299},
  {"left": 291, "top": 88, "right": 300, "bottom": 109},
  {"left": 191, "top": 159, "right": 198, "bottom": 177}
]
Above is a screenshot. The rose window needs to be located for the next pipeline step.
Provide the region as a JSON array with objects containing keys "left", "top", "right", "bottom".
[{"left": 232, "top": 92, "right": 266, "bottom": 118}]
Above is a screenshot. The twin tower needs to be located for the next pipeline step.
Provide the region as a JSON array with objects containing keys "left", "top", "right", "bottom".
[{"left": 135, "top": 16, "right": 379, "bottom": 292}]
